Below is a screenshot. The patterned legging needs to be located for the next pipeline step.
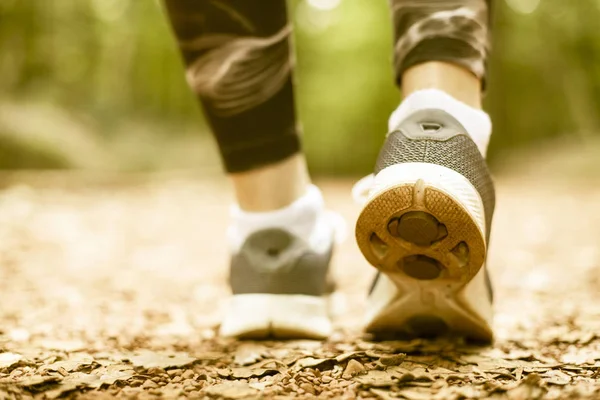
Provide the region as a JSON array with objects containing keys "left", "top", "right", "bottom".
[{"left": 164, "top": 0, "right": 491, "bottom": 173}]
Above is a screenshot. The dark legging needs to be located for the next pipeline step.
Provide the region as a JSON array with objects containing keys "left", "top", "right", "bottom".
[{"left": 164, "top": 0, "right": 491, "bottom": 173}]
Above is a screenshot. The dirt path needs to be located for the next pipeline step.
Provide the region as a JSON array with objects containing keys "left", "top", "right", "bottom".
[{"left": 0, "top": 168, "right": 600, "bottom": 399}]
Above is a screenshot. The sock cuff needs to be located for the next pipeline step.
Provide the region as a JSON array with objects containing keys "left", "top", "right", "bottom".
[
  {"left": 230, "top": 184, "right": 323, "bottom": 224},
  {"left": 228, "top": 185, "right": 325, "bottom": 251},
  {"left": 389, "top": 89, "right": 492, "bottom": 157}
]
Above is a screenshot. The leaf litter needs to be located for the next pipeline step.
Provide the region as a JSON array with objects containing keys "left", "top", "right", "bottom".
[{"left": 0, "top": 177, "right": 599, "bottom": 398}]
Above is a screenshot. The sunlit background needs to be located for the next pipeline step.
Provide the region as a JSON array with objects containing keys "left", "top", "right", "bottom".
[{"left": 2, "top": 0, "right": 600, "bottom": 174}]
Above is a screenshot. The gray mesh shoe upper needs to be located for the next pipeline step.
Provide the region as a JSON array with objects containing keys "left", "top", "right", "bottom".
[
  {"left": 375, "top": 109, "right": 495, "bottom": 240},
  {"left": 229, "top": 228, "right": 333, "bottom": 296}
]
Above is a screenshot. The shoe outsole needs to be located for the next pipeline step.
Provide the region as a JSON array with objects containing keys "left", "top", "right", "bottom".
[{"left": 356, "top": 175, "right": 493, "bottom": 342}]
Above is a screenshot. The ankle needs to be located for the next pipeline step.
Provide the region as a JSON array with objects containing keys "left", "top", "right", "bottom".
[
  {"left": 402, "top": 61, "right": 482, "bottom": 108},
  {"left": 230, "top": 154, "right": 311, "bottom": 212}
]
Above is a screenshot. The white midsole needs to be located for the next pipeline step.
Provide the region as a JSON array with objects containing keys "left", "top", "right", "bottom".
[
  {"left": 368, "top": 162, "right": 486, "bottom": 238},
  {"left": 219, "top": 294, "right": 332, "bottom": 338}
]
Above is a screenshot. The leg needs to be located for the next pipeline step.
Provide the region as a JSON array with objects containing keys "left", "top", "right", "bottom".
[
  {"left": 164, "top": 0, "right": 336, "bottom": 338},
  {"left": 403, "top": 61, "right": 482, "bottom": 108},
  {"left": 230, "top": 155, "right": 310, "bottom": 212},
  {"left": 164, "top": 0, "right": 308, "bottom": 211},
  {"left": 387, "top": 0, "right": 493, "bottom": 154},
  {"left": 357, "top": 0, "right": 496, "bottom": 341},
  {"left": 391, "top": 0, "right": 491, "bottom": 108}
]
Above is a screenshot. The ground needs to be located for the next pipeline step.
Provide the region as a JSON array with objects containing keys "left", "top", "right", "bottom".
[{"left": 1, "top": 151, "right": 600, "bottom": 399}]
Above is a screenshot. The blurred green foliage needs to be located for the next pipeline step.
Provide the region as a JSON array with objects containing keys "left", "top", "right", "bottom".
[{"left": 1, "top": 0, "right": 600, "bottom": 173}]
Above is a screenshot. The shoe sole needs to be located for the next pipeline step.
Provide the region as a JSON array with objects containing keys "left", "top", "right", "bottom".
[
  {"left": 219, "top": 294, "right": 332, "bottom": 339},
  {"left": 356, "top": 162, "right": 493, "bottom": 342}
]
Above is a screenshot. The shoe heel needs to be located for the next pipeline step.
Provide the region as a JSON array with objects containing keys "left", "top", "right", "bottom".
[{"left": 356, "top": 163, "right": 492, "bottom": 341}]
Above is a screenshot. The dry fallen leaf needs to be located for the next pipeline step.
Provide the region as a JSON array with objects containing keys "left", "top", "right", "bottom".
[
  {"left": 293, "top": 357, "right": 336, "bottom": 371},
  {"left": 204, "top": 381, "right": 259, "bottom": 399},
  {"left": 389, "top": 367, "right": 434, "bottom": 384},
  {"left": 17, "top": 376, "right": 61, "bottom": 390},
  {"left": 127, "top": 351, "right": 196, "bottom": 369},
  {"left": 250, "top": 358, "right": 287, "bottom": 370},
  {"left": 42, "top": 356, "right": 98, "bottom": 373},
  {"left": 505, "top": 373, "right": 547, "bottom": 400},
  {"left": 42, "top": 382, "right": 81, "bottom": 400},
  {"left": 0, "top": 353, "right": 23, "bottom": 369},
  {"left": 217, "top": 367, "right": 279, "bottom": 379},
  {"left": 335, "top": 351, "right": 366, "bottom": 363},
  {"left": 195, "top": 351, "right": 228, "bottom": 361},
  {"left": 234, "top": 343, "right": 266, "bottom": 366},
  {"left": 353, "top": 370, "right": 397, "bottom": 388},
  {"left": 380, "top": 354, "right": 407, "bottom": 367},
  {"left": 397, "top": 388, "right": 433, "bottom": 400},
  {"left": 542, "top": 370, "right": 571, "bottom": 386},
  {"left": 370, "top": 388, "right": 398, "bottom": 400},
  {"left": 59, "top": 366, "right": 135, "bottom": 390},
  {"left": 514, "top": 366, "right": 524, "bottom": 381},
  {"left": 459, "top": 354, "right": 536, "bottom": 372},
  {"left": 375, "top": 340, "right": 425, "bottom": 354},
  {"left": 342, "top": 359, "right": 365, "bottom": 379}
]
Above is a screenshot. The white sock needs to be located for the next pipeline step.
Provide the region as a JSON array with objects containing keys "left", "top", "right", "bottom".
[
  {"left": 228, "top": 185, "right": 334, "bottom": 253},
  {"left": 388, "top": 88, "right": 492, "bottom": 157}
]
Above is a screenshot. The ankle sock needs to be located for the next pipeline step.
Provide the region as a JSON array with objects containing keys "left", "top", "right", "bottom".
[
  {"left": 228, "top": 185, "right": 332, "bottom": 253},
  {"left": 388, "top": 88, "right": 492, "bottom": 157}
]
